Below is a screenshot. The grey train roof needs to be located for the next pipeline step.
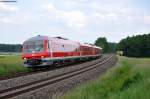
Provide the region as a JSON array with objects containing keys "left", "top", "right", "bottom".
[{"left": 23, "top": 35, "right": 48, "bottom": 43}]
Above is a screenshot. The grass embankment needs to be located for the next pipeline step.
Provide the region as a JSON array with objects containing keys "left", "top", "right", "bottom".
[
  {"left": 0, "top": 55, "right": 30, "bottom": 76},
  {"left": 61, "top": 56, "right": 150, "bottom": 99}
]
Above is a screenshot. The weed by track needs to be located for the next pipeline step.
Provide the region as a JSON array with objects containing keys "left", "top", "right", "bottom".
[{"left": 61, "top": 56, "right": 150, "bottom": 99}]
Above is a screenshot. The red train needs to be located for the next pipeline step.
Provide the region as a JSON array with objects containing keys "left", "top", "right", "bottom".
[{"left": 22, "top": 35, "right": 102, "bottom": 68}]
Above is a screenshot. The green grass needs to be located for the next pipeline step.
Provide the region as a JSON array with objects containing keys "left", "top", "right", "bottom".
[
  {"left": 61, "top": 56, "right": 150, "bottom": 99},
  {"left": 0, "top": 55, "right": 30, "bottom": 76}
]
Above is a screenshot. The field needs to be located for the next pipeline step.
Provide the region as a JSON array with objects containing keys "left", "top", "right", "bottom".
[
  {"left": 0, "top": 55, "right": 30, "bottom": 76},
  {"left": 61, "top": 56, "right": 150, "bottom": 99}
]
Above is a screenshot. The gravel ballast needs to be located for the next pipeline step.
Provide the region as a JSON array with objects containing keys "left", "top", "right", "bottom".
[
  {"left": 0, "top": 55, "right": 108, "bottom": 92},
  {"left": 11, "top": 55, "right": 117, "bottom": 99}
]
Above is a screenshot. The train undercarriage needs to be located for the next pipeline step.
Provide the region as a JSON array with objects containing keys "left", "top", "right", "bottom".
[{"left": 24, "top": 55, "right": 102, "bottom": 69}]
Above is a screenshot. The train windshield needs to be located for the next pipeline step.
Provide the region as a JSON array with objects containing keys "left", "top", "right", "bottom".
[{"left": 23, "top": 40, "right": 44, "bottom": 53}]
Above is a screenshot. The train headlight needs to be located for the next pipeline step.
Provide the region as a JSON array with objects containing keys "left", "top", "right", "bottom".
[
  {"left": 24, "top": 58, "right": 26, "bottom": 60},
  {"left": 41, "top": 56, "right": 44, "bottom": 58}
]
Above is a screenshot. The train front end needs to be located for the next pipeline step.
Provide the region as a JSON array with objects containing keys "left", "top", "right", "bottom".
[{"left": 22, "top": 36, "right": 52, "bottom": 68}]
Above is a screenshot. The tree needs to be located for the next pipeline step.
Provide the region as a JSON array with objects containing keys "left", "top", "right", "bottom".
[
  {"left": 95, "top": 37, "right": 109, "bottom": 53},
  {"left": 0, "top": 44, "right": 22, "bottom": 52},
  {"left": 108, "top": 42, "right": 117, "bottom": 53},
  {"left": 117, "top": 33, "right": 150, "bottom": 57}
]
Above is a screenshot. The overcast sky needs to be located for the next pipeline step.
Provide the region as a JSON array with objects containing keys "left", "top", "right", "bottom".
[{"left": 0, "top": 0, "right": 150, "bottom": 44}]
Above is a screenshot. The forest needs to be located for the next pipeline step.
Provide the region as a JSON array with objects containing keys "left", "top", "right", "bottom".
[
  {"left": 117, "top": 33, "right": 150, "bottom": 57},
  {"left": 95, "top": 33, "right": 150, "bottom": 57},
  {"left": 0, "top": 44, "right": 22, "bottom": 52}
]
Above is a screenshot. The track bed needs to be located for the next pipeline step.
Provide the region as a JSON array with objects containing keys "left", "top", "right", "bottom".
[{"left": 0, "top": 54, "right": 117, "bottom": 99}]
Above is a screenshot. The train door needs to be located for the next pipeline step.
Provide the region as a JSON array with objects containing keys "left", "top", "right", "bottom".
[{"left": 48, "top": 40, "right": 53, "bottom": 58}]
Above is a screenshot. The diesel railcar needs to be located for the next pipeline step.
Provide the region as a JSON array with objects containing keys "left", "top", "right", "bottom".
[{"left": 22, "top": 35, "right": 102, "bottom": 68}]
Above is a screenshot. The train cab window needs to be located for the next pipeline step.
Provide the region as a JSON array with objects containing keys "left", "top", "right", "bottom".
[{"left": 23, "top": 40, "right": 44, "bottom": 53}]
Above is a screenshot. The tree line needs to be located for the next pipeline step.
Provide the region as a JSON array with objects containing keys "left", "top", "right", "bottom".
[
  {"left": 117, "top": 33, "right": 150, "bottom": 57},
  {"left": 1, "top": 33, "right": 150, "bottom": 57},
  {"left": 95, "top": 33, "right": 150, "bottom": 57},
  {"left": 94, "top": 37, "right": 117, "bottom": 53},
  {"left": 0, "top": 44, "right": 22, "bottom": 52}
]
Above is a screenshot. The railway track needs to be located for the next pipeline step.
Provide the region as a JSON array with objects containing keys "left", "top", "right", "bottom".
[
  {"left": 0, "top": 55, "right": 114, "bottom": 99},
  {"left": 0, "top": 55, "right": 106, "bottom": 81}
]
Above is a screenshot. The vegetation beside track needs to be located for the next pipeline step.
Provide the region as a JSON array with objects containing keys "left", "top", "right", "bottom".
[
  {"left": 0, "top": 55, "right": 30, "bottom": 76},
  {"left": 61, "top": 56, "right": 150, "bottom": 99}
]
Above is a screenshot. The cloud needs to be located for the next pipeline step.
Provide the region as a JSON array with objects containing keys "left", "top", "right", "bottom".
[
  {"left": 0, "top": 3, "right": 21, "bottom": 24},
  {"left": 0, "top": 17, "right": 13, "bottom": 23},
  {"left": 42, "top": 3, "right": 56, "bottom": 13},
  {"left": 41, "top": 1, "right": 146, "bottom": 29},
  {"left": 144, "top": 16, "right": 150, "bottom": 24},
  {"left": 58, "top": 10, "right": 87, "bottom": 27},
  {"left": 42, "top": 3, "right": 87, "bottom": 28},
  {"left": 0, "top": 13, "right": 33, "bottom": 24},
  {"left": 1, "top": 0, "right": 150, "bottom": 44},
  {"left": 0, "top": 3, "right": 18, "bottom": 12},
  {"left": 40, "top": 1, "right": 150, "bottom": 42}
]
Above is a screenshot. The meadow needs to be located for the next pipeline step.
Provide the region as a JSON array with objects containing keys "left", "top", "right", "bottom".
[
  {"left": 0, "top": 55, "right": 29, "bottom": 76},
  {"left": 61, "top": 56, "right": 150, "bottom": 99}
]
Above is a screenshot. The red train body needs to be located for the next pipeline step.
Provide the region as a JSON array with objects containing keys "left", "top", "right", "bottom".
[{"left": 22, "top": 35, "right": 102, "bottom": 67}]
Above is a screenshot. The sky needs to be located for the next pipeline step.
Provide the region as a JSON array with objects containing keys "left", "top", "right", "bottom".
[{"left": 0, "top": 0, "right": 150, "bottom": 44}]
